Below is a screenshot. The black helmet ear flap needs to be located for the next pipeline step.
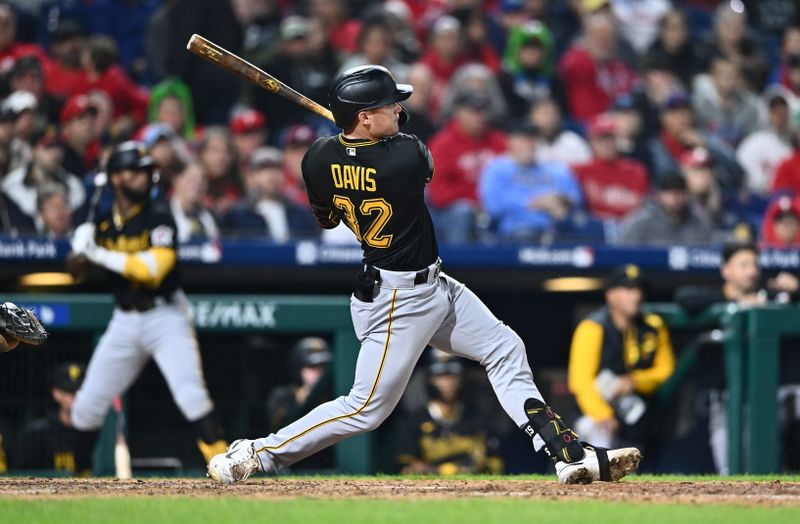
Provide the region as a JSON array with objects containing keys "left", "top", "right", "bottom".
[{"left": 398, "top": 106, "right": 410, "bottom": 127}]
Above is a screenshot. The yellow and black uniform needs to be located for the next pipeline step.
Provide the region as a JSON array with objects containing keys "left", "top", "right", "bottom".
[
  {"left": 14, "top": 412, "right": 81, "bottom": 473},
  {"left": 568, "top": 307, "right": 675, "bottom": 422},
  {"left": 94, "top": 199, "right": 179, "bottom": 309},
  {"left": 302, "top": 133, "right": 438, "bottom": 271},
  {"left": 395, "top": 403, "right": 503, "bottom": 475}
]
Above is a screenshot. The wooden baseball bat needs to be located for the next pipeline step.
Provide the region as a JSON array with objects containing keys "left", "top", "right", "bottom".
[{"left": 186, "top": 34, "right": 335, "bottom": 123}]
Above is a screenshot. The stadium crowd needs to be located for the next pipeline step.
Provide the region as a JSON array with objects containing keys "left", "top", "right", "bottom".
[{"left": 1, "top": 0, "right": 800, "bottom": 248}]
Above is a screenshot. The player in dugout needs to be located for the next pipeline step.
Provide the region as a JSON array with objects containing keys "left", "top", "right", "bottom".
[
  {"left": 568, "top": 265, "right": 675, "bottom": 455},
  {"left": 396, "top": 349, "right": 502, "bottom": 475}
]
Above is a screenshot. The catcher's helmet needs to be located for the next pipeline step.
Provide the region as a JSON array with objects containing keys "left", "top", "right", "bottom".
[
  {"left": 328, "top": 65, "right": 413, "bottom": 129},
  {"left": 106, "top": 141, "right": 155, "bottom": 175}
]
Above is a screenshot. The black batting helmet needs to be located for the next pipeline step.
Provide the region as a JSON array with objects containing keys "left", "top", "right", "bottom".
[
  {"left": 291, "top": 337, "right": 332, "bottom": 370},
  {"left": 106, "top": 141, "right": 155, "bottom": 175},
  {"left": 327, "top": 65, "right": 413, "bottom": 129}
]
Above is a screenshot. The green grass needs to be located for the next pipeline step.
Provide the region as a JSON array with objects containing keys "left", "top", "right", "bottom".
[{"left": 1, "top": 498, "right": 797, "bottom": 524}]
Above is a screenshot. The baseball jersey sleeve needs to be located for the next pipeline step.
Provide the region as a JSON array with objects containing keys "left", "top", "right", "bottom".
[
  {"left": 302, "top": 141, "right": 342, "bottom": 229},
  {"left": 630, "top": 315, "right": 676, "bottom": 394},
  {"left": 415, "top": 138, "right": 434, "bottom": 184},
  {"left": 568, "top": 319, "right": 615, "bottom": 422}
]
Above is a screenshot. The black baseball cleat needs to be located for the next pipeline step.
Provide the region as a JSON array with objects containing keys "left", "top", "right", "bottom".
[{"left": 555, "top": 443, "right": 641, "bottom": 484}]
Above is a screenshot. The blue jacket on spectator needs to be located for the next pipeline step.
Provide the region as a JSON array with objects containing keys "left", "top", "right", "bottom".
[{"left": 479, "top": 156, "right": 583, "bottom": 238}]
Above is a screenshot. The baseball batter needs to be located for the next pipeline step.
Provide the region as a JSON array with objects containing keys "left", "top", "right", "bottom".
[
  {"left": 68, "top": 142, "right": 226, "bottom": 474},
  {"left": 208, "top": 66, "right": 641, "bottom": 484}
]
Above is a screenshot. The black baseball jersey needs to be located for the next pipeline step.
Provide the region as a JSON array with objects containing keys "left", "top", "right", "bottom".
[
  {"left": 14, "top": 412, "right": 80, "bottom": 472},
  {"left": 94, "top": 199, "right": 180, "bottom": 307},
  {"left": 302, "top": 133, "right": 438, "bottom": 271},
  {"left": 395, "top": 403, "right": 503, "bottom": 474}
]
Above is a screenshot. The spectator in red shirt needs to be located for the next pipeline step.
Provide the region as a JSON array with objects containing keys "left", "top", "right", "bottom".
[
  {"left": 427, "top": 93, "right": 507, "bottom": 243},
  {"left": 77, "top": 35, "right": 149, "bottom": 126},
  {"left": 761, "top": 195, "right": 800, "bottom": 248},
  {"left": 771, "top": 126, "right": 800, "bottom": 196},
  {"left": 229, "top": 109, "right": 267, "bottom": 177},
  {"left": 418, "top": 15, "right": 469, "bottom": 117},
  {"left": 0, "top": 5, "right": 51, "bottom": 79},
  {"left": 44, "top": 20, "right": 86, "bottom": 99},
  {"left": 59, "top": 94, "right": 100, "bottom": 177},
  {"left": 573, "top": 114, "right": 649, "bottom": 221},
  {"left": 310, "top": 0, "right": 361, "bottom": 54},
  {"left": 558, "top": 12, "right": 637, "bottom": 123}
]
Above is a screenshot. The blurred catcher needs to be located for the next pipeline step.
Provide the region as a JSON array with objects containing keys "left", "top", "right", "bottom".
[
  {"left": 66, "top": 141, "right": 226, "bottom": 475},
  {"left": 0, "top": 301, "right": 48, "bottom": 352}
]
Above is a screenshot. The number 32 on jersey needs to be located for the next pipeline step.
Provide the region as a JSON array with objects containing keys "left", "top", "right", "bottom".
[{"left": 332, "top": 195, "right": 393, "bottom": 248}]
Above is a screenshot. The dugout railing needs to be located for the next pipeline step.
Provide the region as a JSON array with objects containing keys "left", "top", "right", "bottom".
[{"left": 4, "top": 294, "right": 797, "bottom": 475}]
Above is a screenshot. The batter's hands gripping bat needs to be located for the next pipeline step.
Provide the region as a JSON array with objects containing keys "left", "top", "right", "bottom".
[{"left": 186, "top": 34, "right": 335, "bottom": 123}]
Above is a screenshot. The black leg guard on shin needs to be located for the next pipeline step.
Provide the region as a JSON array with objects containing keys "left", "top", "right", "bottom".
[
  {"left": 521, "top": 398, "right": 585, "bottom": 464},
  {"left": 73, "top": 429, "right": 99, "bottom": 476}
]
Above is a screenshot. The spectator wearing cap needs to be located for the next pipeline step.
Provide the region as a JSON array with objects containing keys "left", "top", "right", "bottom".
[
  {"left": 573, "top": 114, "right": 649, "bottom": 221},
  {"left": 1, "top": 90, "right": 38, "bottom": 172},
  {"left": 617, "top": 170, "right": 715, "bottom": 246},
  {"left": 14, "top": 362, "right": 86, "bottom": 473},
  {"left": 643, "top": 8, "right": 703, "bottom": 89},
  {"left": 197, "top": 127, "right": 241, "bottom": 217},
  {"left": 43, "top": 19, "right": 86, "bottom": 99},
  {"left": 679, "top": 147, "right": 724, "bottom": 226},
  {"left": 395, "top": 348, "right": 503, "bottom": 475},
  {"left": 76, "top": 35, "right": 149, "bottom": 126},
  {"left": 692, "top": 56, "right": 760, "bottom": 148},
  {"left": 230, "top": 108, "right": 267, "bottom": 175},
  {"left": 170, "top": 162, "right": 219, "bottom": 243},
  {"left": 498, "top": 21, "right": 557, "bottom": 117},
  {"left": 438, "top": 64, "right": 508, "bottom": 127},
  {"left": 736, "top": 86, "right": 795, "bottom": 196},
  {"left": 558, "top": 12, "right": 637, "bottom": 122},
  {"left": 606, "top": 94, "right": 651, "bottom": 168},
  {"left": 647, "top": 91, "right": 742, "bottom": 189},
  {"left": 221, "top": 146, "right": 318, "bottom": 241},
  {"left": 479, "top": 121, "right": 582, "bottom": 242},
  {"left": 761, "top": 195, "right": 800, "bottom": 248},
  {"left": 148, "top": 78, "right": 196, "bottom": 140},
  {"left": 36, "top": 182, "right": 72, "bottom": 238},
  {"left": 242, "top": 15, "right": 339, "bottom": 134},
  {"left": 281, "top": 124, "right": 317, "bottom": 209},
  {"left": 568, "top": 265, "right": 674, "bottom": 451},
  {"left": 427, "top": 92, "right": 507, "bottom": 243},
  {"left": 528, "top": 96, "right": 591, "bottom": 166},
  {"left": 2, "top": 127, "right": 85, "bottom": 224},
  {"left": 140, "top": 123, "right": 191, "bottom": 191},
  {"left": 338, "top": 13, "right": 409, "bottom": 81},
  {"left": 59, "top": 94, "right": 100, "bottom": 177}
]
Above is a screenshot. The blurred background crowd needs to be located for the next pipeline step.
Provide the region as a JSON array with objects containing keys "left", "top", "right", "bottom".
[{"left": 3, "top": 0, "right": 800, "bottom": 247}]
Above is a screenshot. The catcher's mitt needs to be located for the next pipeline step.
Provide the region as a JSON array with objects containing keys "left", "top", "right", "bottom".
[{"left": 0, "top": 302, "right": 48, "bottom": 347}]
